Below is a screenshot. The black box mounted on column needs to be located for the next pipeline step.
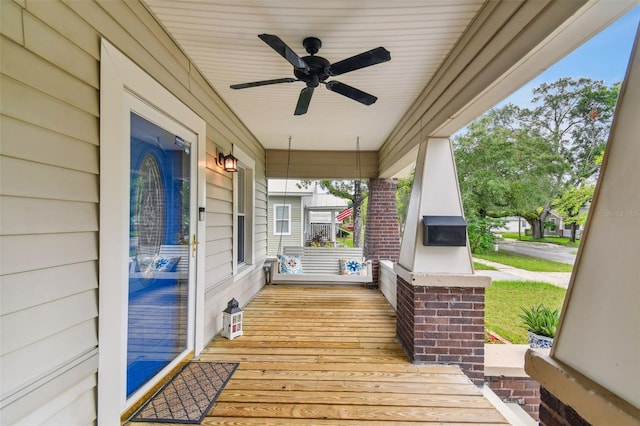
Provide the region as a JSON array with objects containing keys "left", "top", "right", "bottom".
[{"left": 422, "top": 216, "right": 467, "bottom": 246}]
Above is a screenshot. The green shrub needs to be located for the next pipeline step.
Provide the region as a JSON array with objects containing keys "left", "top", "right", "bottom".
[
  {"left": 467, "top": 216, "right": 503, "bottom": 253},
  {"left": 519, "top": 304, "right": 559, "bottom": 338}
]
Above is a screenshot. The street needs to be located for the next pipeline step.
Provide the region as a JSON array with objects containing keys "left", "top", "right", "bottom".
[
  {"left": 473, "top": 238, "right": 577, "bottom": 288},
  {"left": 497, "top": 238, "right": 577, "bottom": 265}
]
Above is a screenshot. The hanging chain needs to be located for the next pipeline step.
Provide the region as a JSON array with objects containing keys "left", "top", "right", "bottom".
[{"left": 276, "top": 136, "right": 292, "bottom": 257}]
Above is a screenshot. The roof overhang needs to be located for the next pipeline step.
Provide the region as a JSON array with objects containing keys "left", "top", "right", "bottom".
[{"left": 142, "top": 0, "right": 637, "bottom": 178}]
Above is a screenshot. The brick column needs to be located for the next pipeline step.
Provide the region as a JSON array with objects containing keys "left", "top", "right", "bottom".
[
  {"left": 396, "top": 274, "right": 486, "bottom": 385},
  {"left": 486, "top": 376, "right": 540, "bottom": 420},
  {"left": 539, "top": 387, "right": 592, "bottom": 426},
  {"left": 364, "top": 178, "right": 400, "bottom": 288}
]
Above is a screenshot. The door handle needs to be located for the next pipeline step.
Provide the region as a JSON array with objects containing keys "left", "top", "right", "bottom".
[{"left": 191, "top": 234, "right": 200, "bottom": 258}]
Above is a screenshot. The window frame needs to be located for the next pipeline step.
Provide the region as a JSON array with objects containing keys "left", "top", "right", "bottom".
[
  {"left": 232, "top": 146, "right": 255, "bottom": 275},
  {"left": 273, "top": 204, "right": 292, "bottom": 235}
]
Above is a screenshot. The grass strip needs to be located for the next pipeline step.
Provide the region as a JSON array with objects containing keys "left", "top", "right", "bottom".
[
  {"left": 474, "top": 250, "right": 573, "bottom": 272},
  {"left": 485, "top": 280, "right": 566, "bottom": 344},
  {"left": 473, "top": 261, "right": 497, "bottom": 271}
]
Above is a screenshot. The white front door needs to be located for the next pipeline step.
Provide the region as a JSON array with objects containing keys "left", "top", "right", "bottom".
[{"left": 126, "top": 104, "right": 197, "bottom": 399}]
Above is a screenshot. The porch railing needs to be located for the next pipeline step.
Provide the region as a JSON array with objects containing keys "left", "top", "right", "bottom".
[{"left": 305, "top": 223, "right": 335, "bottom": 244}]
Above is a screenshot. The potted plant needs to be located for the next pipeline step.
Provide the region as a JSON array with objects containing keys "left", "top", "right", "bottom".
[{"left": 519, "top": 304, "right": 559, "bottom": 348}]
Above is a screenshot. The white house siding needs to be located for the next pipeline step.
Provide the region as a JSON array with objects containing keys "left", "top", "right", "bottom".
[
  {"left": 0, "top": 0, "right": 267, "bottom": 424},
  {"left": 267, "top": 196, "right": 303, "bottom": 257}
]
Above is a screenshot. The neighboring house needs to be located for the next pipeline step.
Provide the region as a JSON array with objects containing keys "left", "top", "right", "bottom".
[
  {"left": 267, "top": 181, "right": 349, "bottom": 256},
  {"left": 266, "top": 180, "right": 311, "bottom": 256},
  {"left": 499, "top": 212, "right": 584, "bottom": 239},
  {"left": 301, "top": 185, "right": 350, "bottom": 246},
  {"left": 498, "top": 216, "right": 531, "bottom": 235}
]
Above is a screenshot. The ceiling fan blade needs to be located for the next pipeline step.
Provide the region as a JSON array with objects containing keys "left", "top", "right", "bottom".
[
  {"left": 329, "top": 47, "right": 391, "bottom": 76},
  {"left": 325, "top": 81, "right": 377, "bottom": 105},
  {"left": 258, "top": 34, "right": 310, "bottom": 71},
  {"left": 230, "top": 78, "right": 297, "bottom": 89},
  {"left": 294, "top": 87, "right": 314, "bottom": 115}
]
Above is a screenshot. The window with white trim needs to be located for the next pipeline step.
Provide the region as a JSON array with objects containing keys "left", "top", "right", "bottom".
[
  {"left": 237, "top": 166, "right": 247, "bottom": 264},
  {"left": 274, "top": 204, "right": 291, "bottom": 235},
  {"left": 233, "top": 147, "right": 254, "bottom": 271}
]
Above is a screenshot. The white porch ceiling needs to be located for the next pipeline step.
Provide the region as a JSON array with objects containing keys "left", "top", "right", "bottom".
[
  {"left": 142, "top": 0, "right": 637, "bottom": 166},
  {"left": 143, "top": 0, "right": 484, "bottom": 151}
]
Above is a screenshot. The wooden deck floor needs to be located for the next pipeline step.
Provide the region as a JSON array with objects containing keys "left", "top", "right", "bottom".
[{"left": 135, "top": 285, "right": 509, "bottom": 425}]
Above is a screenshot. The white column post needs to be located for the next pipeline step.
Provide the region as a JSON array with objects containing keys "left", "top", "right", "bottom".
[{"left": 397, "top": 138, "right": 473, "bottom": 275}]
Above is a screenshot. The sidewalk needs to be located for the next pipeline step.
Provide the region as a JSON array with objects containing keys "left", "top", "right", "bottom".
[{"left": 473, "top": 258, "right": 572, "bottom": 288}]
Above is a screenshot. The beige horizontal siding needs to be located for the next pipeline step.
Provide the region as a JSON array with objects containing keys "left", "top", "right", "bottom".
[
  {"left": 1, "top": 353, "right": 98, "bottom": 425},
  {"left": 23, "top": 13, "right": 99, "bottom": 88},
  {"left": 1, "top": 320, "right": 97, "bottom": 394},
  {"left": 1, "top": 291, "right": 97, "bottom": 356},
  {"left": 1, "top": 0, "right": 267, "bottom": 423},
  {"left": 1, "top": 158, "right": 98, "bottom": 203},
  {"left": 1, "top": 262, "right": 97, "bottom": 315},
  {"left": 1, "top": 75, "right": 99, "bottom": 144},
  {"left": 206, "top": 225, "right": 232, "bottom": 241},
  {"left": 1, "top": 1, "right": 24, "bottom": 44},
  {"left": 26, "top": 0, "right": 100, "bottom": 59},
  {"left": 1, "top": 37, "right": 99, "bottom": 115},
  {"left": 1, "top": 116, "right": 99, "bottom": 173},
  {"left": 1, "top": 232, "right": 98, "bottom": 276},
  {"left": 0, "top": 197, "right": 97, "bottom": 236}
]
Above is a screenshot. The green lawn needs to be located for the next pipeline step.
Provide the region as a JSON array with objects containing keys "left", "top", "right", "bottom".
[
  {"left": 485, "top": 280, "right": 566, "bottom": 344},
  {"left": 474, "top": 250, "right": 573, "bottom": 272},
  {"left": 473, "top": 261, "right": 497, "bottom": 271},
  {"left": 501, "top": 232, "right": 580, "bottom": 248},
  {"left": 336, "top": 237, "right": 354, "bottom": 247}
]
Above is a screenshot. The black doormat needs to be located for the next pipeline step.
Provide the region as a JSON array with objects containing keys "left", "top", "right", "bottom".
[{"left": 131, "top": 362, "right": 238, "bottom": 424}]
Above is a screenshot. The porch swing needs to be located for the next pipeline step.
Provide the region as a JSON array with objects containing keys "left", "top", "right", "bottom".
[{"left": 270, "top": 137, "right": 372, "bottom": 284}]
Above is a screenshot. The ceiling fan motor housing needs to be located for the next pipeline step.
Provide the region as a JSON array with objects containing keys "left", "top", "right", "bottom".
[{"left": 294, "top": 55, "right": 330, "bottom": 87}]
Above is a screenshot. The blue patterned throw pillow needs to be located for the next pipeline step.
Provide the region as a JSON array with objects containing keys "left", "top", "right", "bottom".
[
  {"left": 340, "top": 258, "right": 366, "bottom": 276},
  {"left": 279, "top": 255, "right": 303, "bottom": 274},
  {"left": 150, "top": 256, "right": 181, "bottom": 272}
]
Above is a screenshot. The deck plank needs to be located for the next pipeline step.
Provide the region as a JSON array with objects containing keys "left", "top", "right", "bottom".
[{"left": 129, "top": 285, "right": 508, "bottom": 424}]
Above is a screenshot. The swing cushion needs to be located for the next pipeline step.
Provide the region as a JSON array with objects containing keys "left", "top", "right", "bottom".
[
  {"left": 340, "top": 258, "right": 367, "bottom": 276},
  {"left": 149, "top": 256, "right": 181, "bottom": 273},
  {"left": 279, "top": 254, "right": 303, "bottom": 274}
]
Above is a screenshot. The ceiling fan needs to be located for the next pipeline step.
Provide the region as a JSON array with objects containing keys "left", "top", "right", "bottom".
[{"left": 230, "top": 34, "right": 391, "bottom": 115}]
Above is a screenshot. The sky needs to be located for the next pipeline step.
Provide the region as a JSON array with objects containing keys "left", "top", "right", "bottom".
[{"left": 499, "top": 5, "right": 640, "bottom": 108}]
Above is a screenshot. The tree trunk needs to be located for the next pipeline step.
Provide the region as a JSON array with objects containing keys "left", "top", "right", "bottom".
[
  {"left": 570, "top": 223, "right": 577, "bottom": 242},
  {"left": 531, "top": 219, "right": 544, "bottom": 239},
  {"left": 352, "top": 180, "right": 362, "bottom": 248},
  {"left": 530, "top": 204, "right": 552, "bottom": 239},
  {"left": 353, "top": 209, "right": 362, "bottom": 248}
]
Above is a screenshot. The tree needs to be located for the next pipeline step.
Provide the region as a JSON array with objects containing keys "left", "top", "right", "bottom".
[
  {"left": 554, "top": 185, "right": 594, "bottom": 242},
  {"left": 570, "top": 82, "right": 620, "bottom": 183},
  {"left": 395, "top": 169, "right": 414, "bottom": 235},
  {"left": 454, "top": 105, "right": 563, "bottom": 244},
  {"left": 515, "top": 77, "right": 618, "bottom": 237},
  {"left": 298, "top": 179, "right": 368, "bottom": 247}
]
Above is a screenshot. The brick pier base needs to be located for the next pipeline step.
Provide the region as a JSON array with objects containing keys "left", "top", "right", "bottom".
[
  {"left": 539, "top": 387, "right": 592, "bottom": 426},
  {"left": 364, "top": 179, "right": 400, "bottom": 288},
  {"left": 486, "top": 375, "right": 541, "bottom": 421},
  {"left": 396, "top": 274, "right": 486, "bottom": 385}
]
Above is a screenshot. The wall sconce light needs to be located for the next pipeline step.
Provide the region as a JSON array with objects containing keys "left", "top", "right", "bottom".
[{"left": 216, "top": 147, "right": 238, "bottom": 172}]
